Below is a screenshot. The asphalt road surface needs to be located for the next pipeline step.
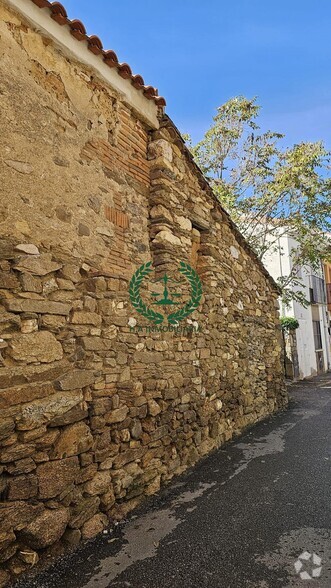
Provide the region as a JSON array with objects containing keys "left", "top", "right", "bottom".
[{"left": 16, "top": 373, "right": 331, "bottom": 588}]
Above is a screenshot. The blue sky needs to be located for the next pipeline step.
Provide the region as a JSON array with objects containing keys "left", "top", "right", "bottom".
[{"left": 62, "top": 0, "right": 331, "bottom": 147}]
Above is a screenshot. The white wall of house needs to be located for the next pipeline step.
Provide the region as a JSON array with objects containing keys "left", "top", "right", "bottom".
[{"left": 263, "top": 233, "right": 331, "bottom": 379}]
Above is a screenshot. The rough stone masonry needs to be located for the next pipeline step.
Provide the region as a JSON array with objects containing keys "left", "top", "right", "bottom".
[{"left": 0, "top": 0, "right": 287, "bottom": 584}]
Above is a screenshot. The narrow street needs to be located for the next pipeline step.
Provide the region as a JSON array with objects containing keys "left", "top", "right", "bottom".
[{"left": 17, "top": 374, "right": 331, "bottom": 588}]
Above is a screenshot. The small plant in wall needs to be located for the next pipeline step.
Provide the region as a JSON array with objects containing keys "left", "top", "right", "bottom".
[{"left": 280, "top": 316, "right": 299, "bottom": 332}]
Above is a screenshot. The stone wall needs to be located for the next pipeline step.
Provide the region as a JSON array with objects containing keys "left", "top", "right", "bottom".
[{"left": 0, "top": 2, "right": 287, "bottom": 584}]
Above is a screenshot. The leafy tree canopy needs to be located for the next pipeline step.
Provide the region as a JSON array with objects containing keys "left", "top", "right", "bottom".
[
  {"left": 187, "top": 96, "right": 331, "bottom": 306},
  {"left": 280, "top": 316, "right": 300, "bottom": 331}
]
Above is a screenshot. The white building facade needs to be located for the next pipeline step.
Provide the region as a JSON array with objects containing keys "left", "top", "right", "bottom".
[{"left": 263, "top": 233, "right": 331, "bottom": 379}]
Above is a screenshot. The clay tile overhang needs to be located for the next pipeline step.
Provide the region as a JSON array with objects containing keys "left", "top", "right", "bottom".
[
  {"left": 69, "top": 20, "right": 86, "bottom": 41},
  {"left": 87, "top": 35, "right": 103, "bottom": 55},
  {"left": 29, "top": 0, "right": 166, "bottom": 108},
  {"left": 32, "top": 0, "right": 50, "bottom": 6},
  {"left": 49, "top": 2, "right": 68, "bottom": 25},
  {"left": 131, "top": 74, "right": 145, "bottom": 90},
  {"left": 144, "top": 85, "right": 158, "bottom": 100},
  {"left": 103, "top": 50, "right": 119, "bottom": 68},
  {"left": 118, "top": 63, "right": 132, "bottom": 80}
]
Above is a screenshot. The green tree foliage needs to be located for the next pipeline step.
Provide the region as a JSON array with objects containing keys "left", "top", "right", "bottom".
[
  {"left": 280, "top": 316, "right": 299, "bottom": 331},
  {"left": 187, "top": 96, "right": 331, "bottom": 305}
]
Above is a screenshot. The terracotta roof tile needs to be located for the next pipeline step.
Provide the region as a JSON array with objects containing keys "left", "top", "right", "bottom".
[
  {"left": 49, "top": 2, "right": 67, "bottom": 25},
  {"left": 144, "top": 85, "right": 158, "bottom": 100},
  {"left": 103, "top": 50, "right": 119, "bottom": 68},
  {"left": 29, "top": 0, "right": 165, "bottom": 108},
  {"left": 33, "top": 0, "right": 49, "bottom": 7},
  {"left": 131, "top": 74, "right": 145, "bottom": 90},
  {"left": 87, "top": 35, "right": 103, "bottom": 55},
  {"left": 69, "top": 20, "right": 87, "bottom": 41},
  {"left": 117, "top": 63, "right": 132, "bottom": 80}
]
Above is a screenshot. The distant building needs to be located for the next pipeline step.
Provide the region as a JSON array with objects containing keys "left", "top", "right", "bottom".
[
  {"left": 324, "top": 262, "right": 331, "bottom": 314},
  {"left": 263, "top": 233, "right": 331, "bottom": 379},
  {"left": 323, "top": 261, "right": 331, "bottom": 330}
]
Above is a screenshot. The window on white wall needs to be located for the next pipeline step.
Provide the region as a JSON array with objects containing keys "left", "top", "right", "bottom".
[{"left": 312, "top": 320, "right": 323, "bottom": 350}]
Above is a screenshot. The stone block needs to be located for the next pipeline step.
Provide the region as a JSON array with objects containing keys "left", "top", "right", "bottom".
[
  {"left": 41, "top": 314, "right": 67, "bottom": 329},
  {"left": 16, "top": 390, "right": 83, "bottom": 430},
  {"left": 50, "top": 423, "right": 93, "bottom": 459},
  {"left": 150, "top": 204, "right": 173, "bottom": 222},
  {"left": 80, "top": 337, "right": 113, "bottom": 351},
  {"left": 85, "top": 471, "right": 111, "bottom": 496},
  {"left": 6, "top": 457, "right": 36, "bottom": 475},
  {"left": 55, "top": 370, "right": 95, "bottom": 391},
  {"left": 0, "top": 444, "right": 35, "bottom": 464},
  {"left": 49, "top": 403, "right": 88, "bottom": 427},
  {"left": 4, "top": 160, "right": 32, "bottom": 174},
  {"left": 62, "top": 528, "right": 81, "bottom": 545},
  {"left": 105, "top": 406, "right": 128, "bottom": 424},
  {"left": 0, "top": 271, "right": 19, "bottom": 289},
  {"left": 0, "top": 501, "right": 45, "bottom": 533},
  {"left": 0, "top": 383, "right": 55, "bottom": 410},
  {"left": 7, "top": 474, "right": 38, "bottom": 500},
  {"left": 77, "top": 464, "right": 98, "bottom": 484},
  {"left": 0, "top": 571, "right": 10, "bottom": 588},
  {"left": 0, "top": 419, "right": 15, "bottom": 441},
  {"left": 133, "top": 351, "right": 163, "bottom": 363},
  {"left": 91, "top": 398, "right": 112, "bottom": 416},
  {"left": 14, "top": 254, "right": 62, "bottom": 276},
  {"left": 130, "top": 420, "right": 142, "bottom": 440},
  {"left": 150, "top": 425, "right": 169, "bottom": 442},
  {"left": 59, "top": 264, "right": 81, "bottom": 283},
  {"left": 81, "top": 513, "right": 108, "bottom": 539},
  {"left": 148, "top": 400, "right": 161, "bottom": 416},
  {"left": 8, "top": 332, "right": 63, "bottom": 364},
  {"left": 20, "top": 273, "right": 42, "bottom": 293},
  {"left": 113, "top": 448, "right": 144, "bottom": 470},
  {"left": 34, "top": 429, "right": 59, "bottom": 449},
  {"left": 71, "top": 312, "right": 101, "bottom": 326},
  {"left": 99, "top": 488, "right": 115, "bottom": 510},
  {"left": 0, "top": 543, "right": 17, "bottom": 564},
  {"left": 17, "top": 508, "right": 70, "bottom": 549},
  {"left": 153, "top": 230, "right": 181, "bottom": 246},
  {"left": 0, "top": 529, "right": 14, "bottom": 552},
  {"left": 69, "top": 496, "right": 100, "bottom": 529},
  {"left": 37, "top": 457, "right": 79, "bottom": 498},
  {"left": 15, "top": 244, "right": 39, "bottom": 255},
  {"left": 5, "top": 299, "right": 71, "bottom": 315}
]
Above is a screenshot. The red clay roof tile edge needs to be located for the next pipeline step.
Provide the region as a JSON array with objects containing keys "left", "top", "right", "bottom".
[{"left": 29, "top": 0, "right": 166, "bottom": 108}]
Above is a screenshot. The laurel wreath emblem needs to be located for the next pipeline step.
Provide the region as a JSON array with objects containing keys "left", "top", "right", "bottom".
[
  {"left": 129, "top": 261, "right": 164, "bottom": 324},
  {"left": 168, "top": 261, "right": 202, "bottom": 325},
  {"left": 129, "top": 261, "right": 202, "bottom": 325}
]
